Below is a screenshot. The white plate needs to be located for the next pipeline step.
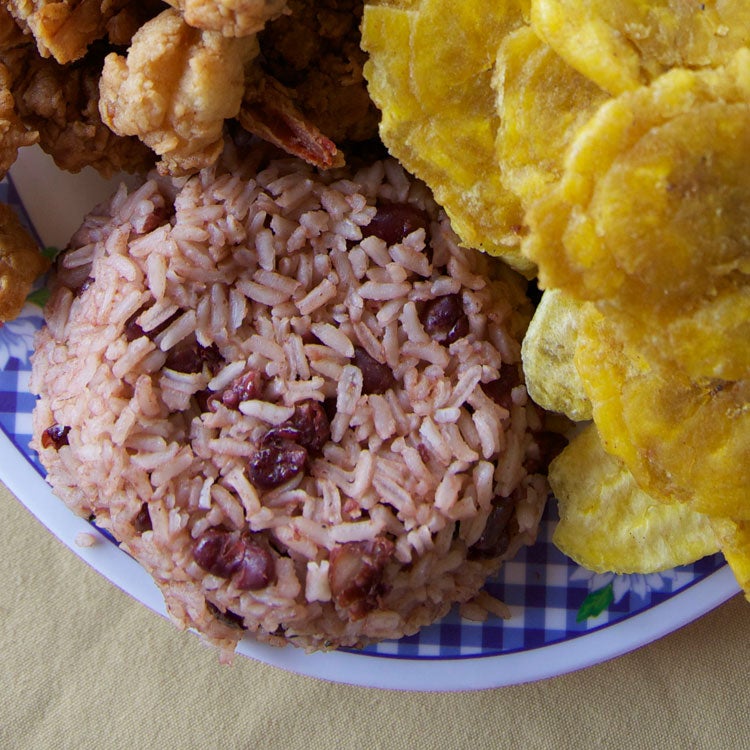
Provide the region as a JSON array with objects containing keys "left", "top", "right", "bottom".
[{"left": 1, "top": 148, "right": 738, "bottom": 691}]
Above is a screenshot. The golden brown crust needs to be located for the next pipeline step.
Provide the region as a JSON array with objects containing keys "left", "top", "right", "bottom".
[
  {"left": 0, "top": 61, "right": 38, "bottom": 177},
  {"left": 0, "top": 202, "right": 49, "bottom": 322},
  {"left": 0, "top": 3, "right": 155, "bottom": 176},
  {"left": 164, "top": 0, "right": 288, "bottom": 37},
  {"left": 6, "top": 0, "right": 130, "bottom": 64},
  {"left": 99, "top": 8, "right": 257, "bottom": 176},
  {"left": 9, "top": 41, "right": 155, "bottom": 175}
]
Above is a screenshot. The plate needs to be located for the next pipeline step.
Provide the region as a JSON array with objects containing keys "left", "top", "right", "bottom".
[{"left": 0, "top": 147, "right": 739, "bottom": 691}]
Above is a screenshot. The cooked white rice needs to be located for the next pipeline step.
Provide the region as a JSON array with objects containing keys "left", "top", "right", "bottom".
[{"left": 30, "top": 152, "right": 550, "bottom": 657}]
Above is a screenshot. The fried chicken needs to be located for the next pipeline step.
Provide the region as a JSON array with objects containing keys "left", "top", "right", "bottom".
[
  {"left": 0, "top": 201, "right": 49, "bottom": 321},
  {"left": 8, "top": 40, "right": 155, "bottom": 175},
  {"left": 164, "top": 0, "right": 288, "bottom": 37},
  {"left": 0, "top": 2, "right": 155, "bottom": 175},
  {"left": 0, "top": 61, "right": 38, "bottom": 176},
  {"left": 99, "top": 7, "right": 257, "bottom": 175},
  {"left": 6, "top": 0, "right": 130, "bottom": 64}
]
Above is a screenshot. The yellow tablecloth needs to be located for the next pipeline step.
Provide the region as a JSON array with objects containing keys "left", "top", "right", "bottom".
[{"left": 2, "top": 479, "right": 749, "bottom": 749}]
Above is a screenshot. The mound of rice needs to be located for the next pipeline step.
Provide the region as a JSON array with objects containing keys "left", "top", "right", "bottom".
[{"left": 30, "top": 152, "right": 550, "bottom": 657}]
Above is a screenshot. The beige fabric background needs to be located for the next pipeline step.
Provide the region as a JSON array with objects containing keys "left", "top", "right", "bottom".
[{"left": 2, "top": 479, "right": 749, "bottom": 750}]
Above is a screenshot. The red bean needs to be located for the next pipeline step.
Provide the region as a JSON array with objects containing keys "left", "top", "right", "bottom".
[
  {"left": 362, "top": 201, "right": 430, "bottom": 245},
  {"left": 233, "top": 543, "right": 276, "bottom": 590},
  {"left": 469, "top": 493, "right": 519, "bottom": 559},
  {"left": 133, "top": 503, "right": 152, "bottom": 533},
  {"left": 123, "top": 309, "right": 147, "bottom": 342},
  {"left": 165, "top": 345, "right": 203, "bottom": 373},
  {"left": 41, "top": 424, "right": 70, "bottom": 450},
  {"left": 328, "top": 537, "right": 394, "bottom": 619},
  {"left": 420, "top": 294, "right": 469, "bottom": 345},
  {"left": 322, "top": 397, "right": 337, "bottom": 423},
  {"left": 194, "top": 389, "right": 212, "bottom": 413},
  {"left": 264, "top": 400, "right": 330, "bottom": 453},
  {"left": 192, "top": 528, "right": 275, "bottom": 591},
  {"left": 248, "top": 438, "right": 307, "bottom": 489},
  {"left": 166, "top": 342, "right": 223, "bottom": 375},
  {"left": 192, "top": 528, "right": 246, "bottom": 578},
  {"left": 353, "top": 346, "right": 395, "bottom": 395},
  {"left": 481, "top": 362, "right": 522, "bottom": 411},
  {"left": 136, "top": 203, "right": 172, "bottom": 234},
  {"left": 210, "top": 369, "right": 264, "bottom": 411},
  {"left": 123, "top": 307, "right": 182, "bottom": 343},
  {"left": 200, "top": 344, "right": 223, "bottom": 376}
]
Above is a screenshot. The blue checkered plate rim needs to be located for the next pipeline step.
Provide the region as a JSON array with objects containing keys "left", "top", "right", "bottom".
[{"left": 0, "top": 153, "right": 738, "bottom": 691}]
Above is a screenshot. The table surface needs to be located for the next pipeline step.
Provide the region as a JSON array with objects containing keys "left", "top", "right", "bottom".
[{"left": 2, "top": 478, "right": 749, "bottom": 750}]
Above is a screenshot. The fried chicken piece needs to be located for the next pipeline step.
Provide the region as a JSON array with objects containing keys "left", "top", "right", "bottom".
[
  {"left": 238, "top": 67, "right": 342, "bottom": 169},
  {"left": 99, "top": 8, "right": 257, "bottom": 175},
  {"left": 0, "top": 61, "right": 38, "bottom": 176},
  {"left": 7, "top": 40, "right": 154, "bottom": 175},
  {"left": 7, "top": 0, "right": 130, "bottom": 64},
  {"left": 0, "top": 2, "right": 154, "bottom": 175},
  {"left": 164, "top": 0, "right": 288, "bottom": 37},
  {"left": 0, "top": 202, "right": 49, "bottom": 322},
  {"left": 258, "top": 0, "right": 379, "bottom": 144}
]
